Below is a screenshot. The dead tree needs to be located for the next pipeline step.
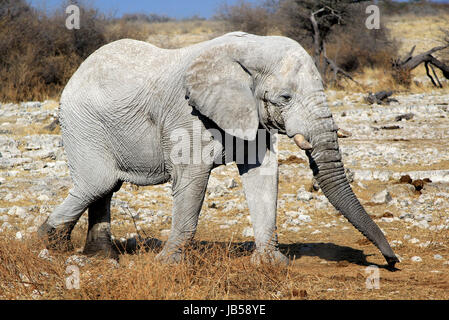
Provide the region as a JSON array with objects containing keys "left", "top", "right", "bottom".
[
  {"left": 392, "top": 44, "right": 449, "bottom": 87},
  {"left": 309, "top": 7, "right": 361, "bottom": 86}
]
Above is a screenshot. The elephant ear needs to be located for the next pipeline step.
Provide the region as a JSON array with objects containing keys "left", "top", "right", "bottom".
[{"left": 184, "top": 44, "right": 259, "bottom": 141}]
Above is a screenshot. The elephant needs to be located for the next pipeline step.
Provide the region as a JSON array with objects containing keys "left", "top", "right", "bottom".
[{"left": 38, "top": 32, "right": 399, "bottom": 268}]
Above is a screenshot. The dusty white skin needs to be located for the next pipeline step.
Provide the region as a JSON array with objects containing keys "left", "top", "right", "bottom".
[{"left": 38, "top": 32, "right": 398, "bottom": 267}]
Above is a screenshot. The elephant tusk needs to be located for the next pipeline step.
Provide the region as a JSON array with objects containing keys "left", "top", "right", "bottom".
[
  {"left": 337, "top": 128, "right": 352, "bottom": 138},
  {"left": 293, "top": 134, "right": 313, "bottom": 150}
]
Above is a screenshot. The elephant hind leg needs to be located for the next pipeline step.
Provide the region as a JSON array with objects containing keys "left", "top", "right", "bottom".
[
  {"left": 38, "top": 191, "right": 89, "bottom": 252},
  {"left": 83, "top": 191, "right": 119, "bottom": 260},
  {"left": 38, "top": 166, "right": 122, "bottom": 253}
]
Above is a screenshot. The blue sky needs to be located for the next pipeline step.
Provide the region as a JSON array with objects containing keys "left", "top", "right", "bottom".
[
  {"left": 29, "top": 0, "right": 258, "bottom": 19},
  {"left": 29, "top": 0, "right": 449, "bottom": 19}
]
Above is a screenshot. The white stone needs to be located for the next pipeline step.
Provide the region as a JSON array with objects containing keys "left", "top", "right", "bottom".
[
  {"left": 297, "top": 214, "right": 312, "bottom": 223},
  {"left": 0, "top": 222, "right": 12, "bottom": 231},
  {"left": 65, "top": 255, "right": 88, "bottom": 267},
  {"left": 242, "top": 226, "right": 254, "bottom": 237},
  {"left": 226, "top": 219, "right": 238, "bottom": 226},
  {"left": 227, "top": 178, "right": 238, "bottom": 188},
  {"left": 108, "top": 259, "right": 120, "bottom": 269},
  {"left": 371, "top": 190, "right": 392, "bottom": 204},
  {"left": 37, "top": 194, "right": 50, "bottom": 201},
  {"left": 160, "top": 229, "right": 171, "bottom": 237},
  {"left": 296, "top": 187, "right": 313, "bottom": 201},
  {"left": 411, "top": 256, "right": 422, "bottom": 262},
  {"left": 433, "top": 254, "right": 443, "bottom": 260},
  {"left": 8, "top": 206, "right": 27, "bottom": 219},
  {"left": 38, "top": 249, "right": 52, "bottom": 261}
]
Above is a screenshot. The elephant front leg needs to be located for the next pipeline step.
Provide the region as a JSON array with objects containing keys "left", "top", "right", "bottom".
[
  {"left": 237, "top": 140, "right": 288, "bottom": 266},
  {"left": 155, "top": 168, "right": 210, "bottom": 264}
]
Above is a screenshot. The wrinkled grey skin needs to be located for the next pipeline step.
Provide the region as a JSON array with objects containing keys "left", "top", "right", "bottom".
[{"left": 38, "top": 32, "right": 399, "bottom": 268}]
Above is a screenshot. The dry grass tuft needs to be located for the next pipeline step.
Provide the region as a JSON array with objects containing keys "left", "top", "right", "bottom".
[{"left": 0, "top": 232, "right": 308, "bottom": 300}]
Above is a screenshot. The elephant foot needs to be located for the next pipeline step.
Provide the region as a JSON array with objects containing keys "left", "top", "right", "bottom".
[
  {"left": 37, "top": 220, "right": 74, "bottom": 252},
  {"left": 155, "top": 249, "right": 183, "bottom": 265},
  {"left": 83, "top": 223, "right": 119, "bottom": 261},
  {"left": 250, "top": 249, "right": 289, "bottom": 267}
]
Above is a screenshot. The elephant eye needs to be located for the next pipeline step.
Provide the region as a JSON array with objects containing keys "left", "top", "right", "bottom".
[{"left": 280, "top": 93, "right": 292, "bottom": 102}]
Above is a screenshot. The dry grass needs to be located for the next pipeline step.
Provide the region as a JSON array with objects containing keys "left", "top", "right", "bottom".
[
  {"left": 0, "top": 231, "right": 303, "bottom": 300},
  {"left": 1, "top": 208, "right": 448, "bottom": 300}
]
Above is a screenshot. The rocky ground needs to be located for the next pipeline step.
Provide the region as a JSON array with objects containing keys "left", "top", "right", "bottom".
[{"left": 1, "top": 91, "right": 449, "bottom": 299}]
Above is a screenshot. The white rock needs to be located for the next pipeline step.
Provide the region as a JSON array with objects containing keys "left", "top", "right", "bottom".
[
  {"left": 108, "top": 259, "right": 120, "bottom": 269},
  {"left": 160, "top": 229, "right": 171, "bottom": 237},
  {"left": 242, "top": 226, "right": 254, "bottom": 237},
  {"left": 412, "top": 220, "right": 429, "bottom": 229},
  {"left": 391, "top": 240, "right": 402, "bottom": 247},
  {"left": 15, "top": 231, "right": 23, "bottom": 240},
  {"left": 297, "top": 214, "right": 312, "bottom": 223},
  {"left": 415, "top": 214, "right": 433, "bottom": 222},
  {"left": 65, "top": 255, "right": 88, "bottom": 267},
  {"left": 37, "top": 194, "right": 50, "bottom": 201},
  {"left": 418, "top": 241, "right": 431, "bottom": 248},
  {"left": 38, "top": 249, "right": 52, "bottom": 261},
  {"left": 371, "top": 190, "right": 392, "bottom": 204},
  {"left": 8, "top": 206, "right": 27, "bottom": 219},
  {"left": 226, "top": 219, "right": 238, "bottom": 226},
  {"left": 285, "top": 211, "right": 298, "bottom": 217},
  {"left": 411, "top": 256, "right": 422, "bottom": 262},
  {"left": 434, "top": 254, "right": 443, "bottom": 260},
  {"left": 227, "top": 178, "right": 238, "bottom": 188},
  {"left": 0, "top": 222, "right": 12, "bottom": 231},
  {"left": 297, "top": 188, "right": 313, "bottom": 201}
]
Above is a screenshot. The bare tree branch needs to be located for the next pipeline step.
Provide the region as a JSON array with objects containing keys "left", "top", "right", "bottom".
[{"left": 393, "top": 44, "right": 449, "bottom": 87}]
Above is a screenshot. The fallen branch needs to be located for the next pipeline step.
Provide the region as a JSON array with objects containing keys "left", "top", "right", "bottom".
[
  {"left": 365, "top": 90, "right": 398, "bottom": 105},
  {"left": 392, "top": 44, "right": 449, "bottom": 87}
]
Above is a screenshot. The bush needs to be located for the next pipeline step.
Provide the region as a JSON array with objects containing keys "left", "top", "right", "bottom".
[
  {"left": 218, "top": 0, "right": 399, "bottom": 83},
  {"left": 0, "top": 1, "right": 107, "bottom": 102},
  {"left": 0, "top": 1, "right": 155, "bottom": 102},
  {"left": 278, "top": 1, "right": 398, "bottom": 74},
  {"left": 214, "top": 0, "right": 275, "bottom": 35}
]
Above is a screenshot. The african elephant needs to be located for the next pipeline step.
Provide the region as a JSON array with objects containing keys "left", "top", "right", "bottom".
[{"left": 38, "top": 32, "right": 399, "bottom": 268}]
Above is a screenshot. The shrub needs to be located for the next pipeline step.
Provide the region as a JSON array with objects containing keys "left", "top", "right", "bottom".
[
  {"left": 0, "top": 1, "right": 155, "bottom": 102},
  {"left": 278, "top": 1, "right": 398, "bottom": 76},
  {"left": 214, "top": 0, "right": 275, "bottom": 35}
]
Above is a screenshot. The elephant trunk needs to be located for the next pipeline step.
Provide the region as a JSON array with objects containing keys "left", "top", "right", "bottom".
[{"left": 292, "top": 93, "right": 399, "bottom": 268}]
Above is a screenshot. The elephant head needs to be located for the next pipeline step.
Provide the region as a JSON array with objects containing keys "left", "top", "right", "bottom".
[{"left": 184, "top": 33, "right": 399, "bottom": 268}]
